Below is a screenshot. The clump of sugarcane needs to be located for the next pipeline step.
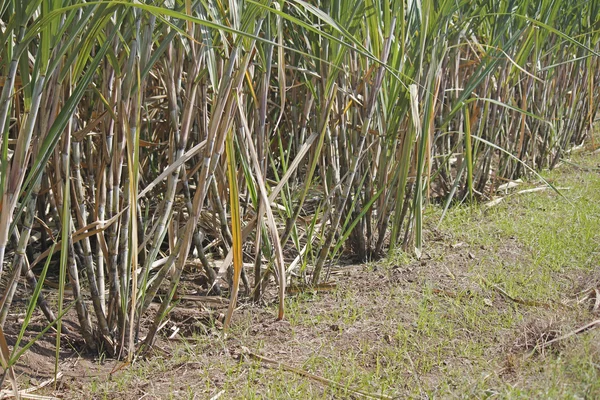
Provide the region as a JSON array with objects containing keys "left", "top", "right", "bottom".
[{"left": 0, "top": 3, "right": 597, "bottom": 388}]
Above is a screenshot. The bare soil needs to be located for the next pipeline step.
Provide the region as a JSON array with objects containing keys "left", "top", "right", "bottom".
[{"left": 6, "top": 250, "right": 600, "bottom": 399}]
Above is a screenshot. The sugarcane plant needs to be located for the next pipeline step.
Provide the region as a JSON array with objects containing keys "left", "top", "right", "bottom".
[{"left": 0, "top": 1, "right": 597, "bottom": 387}]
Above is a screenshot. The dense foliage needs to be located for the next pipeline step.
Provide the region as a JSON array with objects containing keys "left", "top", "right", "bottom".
[{"left": 0, "top": 0, "right": 597, "bottom": 377}]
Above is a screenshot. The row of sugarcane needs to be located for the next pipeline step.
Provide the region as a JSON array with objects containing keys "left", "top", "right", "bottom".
[{"left": 0, "top": 0, "right": 597, "bottom": 377}]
